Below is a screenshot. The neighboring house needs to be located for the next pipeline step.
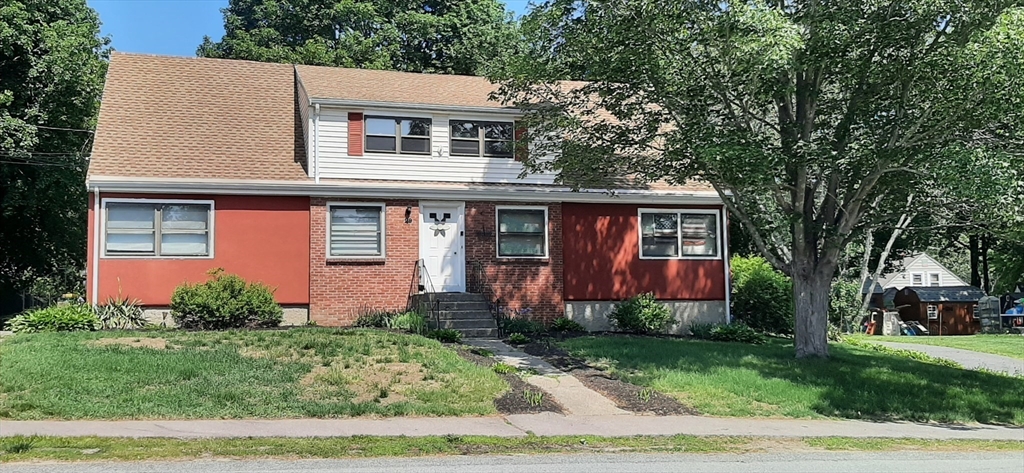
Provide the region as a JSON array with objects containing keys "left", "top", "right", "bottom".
[
  {"left": 84, "top": 53, "right": 730, "bottom": 333},
  {"left": 893, "top": 286, "right": 986, "bottom": 335},
  {"left": 862, "top": 253, "right": 968, "bottom": 301}
]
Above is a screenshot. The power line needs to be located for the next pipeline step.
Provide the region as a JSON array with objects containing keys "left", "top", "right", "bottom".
[
  {"left": 34, "top": 125, "right": 94, "bottom": 133},
  {"left": 0, "top": 160, "right": 82, "bottom": 167}
]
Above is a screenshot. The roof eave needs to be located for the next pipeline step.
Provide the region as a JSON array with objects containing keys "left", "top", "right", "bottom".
[{"left": 309, "top": 97, "right": 524, "bottom": 116}]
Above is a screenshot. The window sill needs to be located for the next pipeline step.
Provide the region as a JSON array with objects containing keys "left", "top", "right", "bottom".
[
  {"left": 326, "top": 257, "right": 386, "bottom": 265},
  {"left": 496, "top": 257, "right": 550, "bottom": 264}
]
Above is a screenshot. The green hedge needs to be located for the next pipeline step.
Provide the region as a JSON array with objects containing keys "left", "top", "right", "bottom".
[
  {"left": 170, "top": 269, "right": 282, "bottom": 330},
  {"left": 731, "top": 256, "right": 793, "bottom": 335},
  {"left": 6, "top": 303, "right": 99, "bottom": 334}
]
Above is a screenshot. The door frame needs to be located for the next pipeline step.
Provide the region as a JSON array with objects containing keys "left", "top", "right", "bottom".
[{"left": 418, "top": 201, "right": 466, "bottom": 292}]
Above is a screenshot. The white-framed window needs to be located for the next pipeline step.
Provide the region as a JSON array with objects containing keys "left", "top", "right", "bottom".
[
  {"left": 927, "top": 304, "right": 938, "bottom": 320},
  {"left": 928, "top": 272, "right": 941, "bottom": 286},
  {"left": 450, "top": 120, "right": 514, "bottom": 158},
  {"left": 638, "top": 208, "right": 720, "bottom": 259},
  {"left": 364, "top": 116, "right": 431, "bottom": 155},
  {"left": 102, "top": 199, "right": 213, "bottom": 258},
  {"left": 495, "top": 206, "right": 548, "bottom": 258},
  {"left": 911, "top": 273, "right": 924, "bottom": 286},
  {"left": 327, "top": 203, "right": 385, "bottom": 258}
]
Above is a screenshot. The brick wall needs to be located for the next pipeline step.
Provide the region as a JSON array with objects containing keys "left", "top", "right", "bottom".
[
  {"left": 466, "top": 202, "right": 564, "bottom": 323},
  {"left": 309, "top": 198, "right": 419, "bottom": 325}
]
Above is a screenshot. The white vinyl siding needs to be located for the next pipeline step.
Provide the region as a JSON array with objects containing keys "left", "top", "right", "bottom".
[
  {"left": 328, "top": 203, "right": 385, "bottom": 258},
  {"left": 102, "top": 199, "right": 213, "bottom": 258},
  {"left": 883, "top": 254, "right": 967, "bottom": 290}
]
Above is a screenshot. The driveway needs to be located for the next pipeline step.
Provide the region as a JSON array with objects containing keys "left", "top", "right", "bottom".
[{"left": 874, "top": 341, "right": 1024, "bottom": 376}]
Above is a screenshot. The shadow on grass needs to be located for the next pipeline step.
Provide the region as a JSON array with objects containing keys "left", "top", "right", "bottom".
[{"left": 560, "top": 335, "right": 1024, "bottom": 426}]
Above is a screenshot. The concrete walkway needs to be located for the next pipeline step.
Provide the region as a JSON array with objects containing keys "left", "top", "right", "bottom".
[
  {"left": 2, "top": 414, "right": 1022, "bottom": 440},
  {"left": 874, "top": 341, "right": 1024, "bottom": 376},
  {"left": 466, "top": 339, "right": 630, "bottom": 417}
]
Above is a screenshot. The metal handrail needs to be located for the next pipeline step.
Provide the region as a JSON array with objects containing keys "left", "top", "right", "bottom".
[
  {"left": 469, "top": 261, "right": 505, "bottom": 336},
  {"left": 415, "top": 259, "right": 442, "bottom": 329}
]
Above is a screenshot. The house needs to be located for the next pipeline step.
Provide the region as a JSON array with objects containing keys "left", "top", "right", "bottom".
[
  {"left": 861, "top": 253, "right": 968, "bottom": 308},
  {"left": 893, "top": 286, "right": 986, "bottom": 335},
  {"left": 84, "top": 53, "right": 730, "bottom": 334}
]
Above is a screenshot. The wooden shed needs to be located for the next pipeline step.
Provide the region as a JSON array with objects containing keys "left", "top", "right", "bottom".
[{"left": 893, "top": 286, "right": 986, "bottom": 335}]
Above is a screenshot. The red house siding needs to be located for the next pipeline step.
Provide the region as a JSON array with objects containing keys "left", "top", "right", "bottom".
[
  {"left": 561, "top": 203, "right": 726, "bottom": 301},
  {"left": 87, "top": 194, "right": 310, "bottom": 305},
  {"left": 465, "top": 202, "right": 564, "bottom": 323}
]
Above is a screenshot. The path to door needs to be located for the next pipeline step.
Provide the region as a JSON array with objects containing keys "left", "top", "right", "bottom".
[{"left": 874, "top": 341, "right": 1024, "bottom": 376}]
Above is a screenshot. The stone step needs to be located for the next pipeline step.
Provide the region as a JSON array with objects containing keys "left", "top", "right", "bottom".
[
  {"left": 412, "top": 292, "right": 489, "bottom": 303},
  {"left": 434, "top": 318, "right": 499, "bottom": 330},
  {"left": 432, "top": 309, "right": 496, "bottom": 320},
  {"left": 433, "top": 300, "right": 491, "bottom": 312},
  {"left": 460, "top": 327, "right": 500, "bottom": 338}
]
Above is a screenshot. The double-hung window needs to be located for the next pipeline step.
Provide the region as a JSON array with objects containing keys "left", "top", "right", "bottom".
[
  {"left": 928, "top": 273, "right": 941, "bottom": 286},
  {"left": 450, "top": 120, "right": 513, "bottom": 158},
  {"left": 911, "top": 273, "right": 924, "bottom": 286},
  {"left": 364, "top": 116, "right": 431, "bottom": 155},
  {"left": 104, "top": 200, "right": 212, "bottom": 257},
  {"left": 496, "top": 207, "right": 548, "bottom": 258},
  {"left": 639, "top": 210, "right": 719, "bottom": 258},
  {"left": 328, "top": 203, "right": 385, "bottom": 258}
]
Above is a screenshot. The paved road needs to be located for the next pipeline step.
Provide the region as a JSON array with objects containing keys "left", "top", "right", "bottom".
[
  {"left": 5, "top": 452, "right": 1024, "bottom": 473},
  {"left": 874, "top": 341, "right": 1024, "bottom": 376}
]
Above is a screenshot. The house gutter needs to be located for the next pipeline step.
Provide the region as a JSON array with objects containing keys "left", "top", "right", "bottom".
[
  {"left": 91, "top": 187, "right": 101, "bottom": 307},
  {"left": 313, "top": 103, "right": 320, "bottom": 184},
  {"left": 310, "top": 98, "right": 523, "bottom": 116}
]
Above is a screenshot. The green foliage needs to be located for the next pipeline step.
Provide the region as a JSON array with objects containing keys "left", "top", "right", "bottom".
[
  {"left": 387, "top": 311, "right": 427, "bottom": 335},
  {"left": 0, "top": 0, "right": 108, "bottom": 295},
  {"left": 500, "top": 317, "right": 546, "bottom": 335},
  {"left": 96, "top": 295, "right": 147, "bottom": 330},
  {"left": 522, "top": 389, "right": 544, "bottom": 407},
  {"left": 470, "top": 347, "right": 494, "bottom": 358},
  {"left": 426, "top": 329, "right": 462, "bottom": 344},
  {"left": 709, "top": 323, "right": 767, "bottom": 345},
  {"left": 507, "top": 332, "right": 530, "bottom": 345},
  {"left": 730, "top": 256, "right": 794, "bottom": 335},
  {"left": 609, "top": 293, "right": 674, "bottom": 334},
  {"left": 169, "top": 269, "right": 283, "bottom": 330},
  {"left": 6, "top": 303, "right": 98, "bottom": 333},
  {"left": 550, "top": 317, "right": 585, "bottom": 333},
  {"left": 354, "top": 309, "right": 401, "bottom": 328},
  {"left": 829, "top": 280, "right": 863, "bottom": 329},
  {"left": 0, "top": 436, "right": 37, "bottom": 454},
  {"left": 492, "top": 362, "right": 518, "bottom": 374},
  {"left": 688, "top": 322, "right": 715, "bottom": 340},
  {"left": 636, "top": 386, "right": 654, "bottom": 403},
  {"left": 197, "top": 0, "right": 516, "bottom": 76},
  {"left": 844, "top": 338, "right": 962, "bottom": 369}
]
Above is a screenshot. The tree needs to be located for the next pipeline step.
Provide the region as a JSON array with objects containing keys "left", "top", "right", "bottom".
[
  {"left": 495, "top": 1, "right": 1024, "bottom": 357},
  {"left": 198, "top": 0, "right": 517, "bottom": 75},
  {"left": 0, "top": 0, "right": 108, "bottom": 299}
]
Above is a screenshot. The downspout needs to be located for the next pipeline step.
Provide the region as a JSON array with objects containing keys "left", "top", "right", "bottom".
[
  {"left": 313, "top": 103, "right": 320, "bottom": 184},
  {"left": 91, "top": 187, "right": 101, "bottom": 307},
  {"left": 722, "top": 205, "right": 732, "bottom": 324}
]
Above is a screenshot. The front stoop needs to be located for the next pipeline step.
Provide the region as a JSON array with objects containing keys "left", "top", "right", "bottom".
[{"left": 411, "top": 292, "right": 499, "bottom": 338}]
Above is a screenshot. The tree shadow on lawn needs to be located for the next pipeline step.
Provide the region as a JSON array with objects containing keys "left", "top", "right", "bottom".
[{"left": 563, "top": 336, "right": 1024, "bottom": 426}]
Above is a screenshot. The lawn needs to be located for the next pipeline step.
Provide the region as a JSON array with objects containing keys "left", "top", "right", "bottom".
[
  {"left": 853, "top": 334, "right": 1024, "bottom": 360},
  {"left": 0, "top": 328, "right": 507, "bottom": 420},
  {"left": 558, "top": 336, "right": 1024, "bottom": 425}
]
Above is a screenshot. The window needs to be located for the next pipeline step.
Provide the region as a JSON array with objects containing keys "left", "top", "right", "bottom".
[
  {"left": 911, "top": 273, "right": 924, "bottom": 286},
  {"left": 928, "top": 273, "right": 941, "bottom": 286},
  {"left": 328, "top": 204, "right": 384, "bottom": 257},
  {"left": 364, "top": 116, "right": 431, "bottom": 155},
  {"left": 104, "top": 200, "right": 212, "bottom": 257},
  {"left": 927, "top": 305, "right": 938, "bottom": 320},
  {"left": 450, "top": 120, "right": 513, "bottom": 158},
  {"left": 496, "top": 207, "right": 547, "bottom": 258},
  {"left": 639, "top": 210, "right": 719, "bottom": 258}
]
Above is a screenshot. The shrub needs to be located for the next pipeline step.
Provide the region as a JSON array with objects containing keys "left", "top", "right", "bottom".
[
  {"left": 550, "top": 317, "right": 586, "bottom": 333},
  {"left": 427, "top": 329, "right": 462, "bottom": 343},
  {"left": 170, "top": 269, "right": 283, "bottom": 330},
  {"left": 688, "top": 321, "right": 715, "bottom": 340},
  {"left": 388, "top": 311, "right": 427, "bottom": 334},
  {"left": 829, "top": 279, "right": 863, "bottom": 329},
  {"left": 96, "top": 295, "right": 147, "bottom": 330},
  {"left": 731, "top": 256, "right": 794, "bottom": 335},
  {"left": 501, "top": 317, "right": 546, "bottom": 335},
  {"left": 492, "top": 362, "right": 518, "bottom": 374},
  {"left": 609, "top": 293, "right": 673, "bottom": 334},
  {"left": 507, "top": 332, "right": 530, "bottom": 345},
  {"left": 709, "top": 323, "right": 767, "bottom": 344},
  {"left": 354, "top": 309, "right": 400, "bottom": 328},
  {"left": 6, "top": 303, "right": 99, "bottom": 334}
]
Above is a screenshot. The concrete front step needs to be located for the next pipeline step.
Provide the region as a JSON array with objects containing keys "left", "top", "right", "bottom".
[
  {"left": 433, "top": 309, "right": 496, "bottom": 320},
  {"left": 435, "top": 300, "right": 491, "bottom": 312},
  {"left": 434, "top": 318, "right": 499, "bottom": 331},
  {"left": 459, "top": 327, "right": 500, "bottom": 338},
  {"left": 412, "top": 292, "right": 490, "bottom": 303}
]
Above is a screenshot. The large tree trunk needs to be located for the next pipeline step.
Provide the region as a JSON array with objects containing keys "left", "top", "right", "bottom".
[{"left": 792, "top": 250, "right": 834, "bottom": 358}]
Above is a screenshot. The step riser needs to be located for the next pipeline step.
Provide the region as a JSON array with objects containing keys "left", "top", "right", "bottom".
[
  {"left": 430, "top": 310, "right": 496, "bottom": 320},
  {"left": 431, "top": 301, "right": 491, "bottom": 312},
  {"left": 411, "top": 292, "right": 489, "bottom": 303},
  {"left": 461, "top": 328, "right": 500, "bottom": 338},
  {"left": 434, "top": 319, "right": 499, "bottom": 330}
]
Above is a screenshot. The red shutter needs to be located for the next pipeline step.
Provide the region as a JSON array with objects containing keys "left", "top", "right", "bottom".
[
  {"left": 514, "top": 123, "right": 528, "bottom": 162},
  {"left": 348, "top": 112, "right": 364, "bottom": 156}
]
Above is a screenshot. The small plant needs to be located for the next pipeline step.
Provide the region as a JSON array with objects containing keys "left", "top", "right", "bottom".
[
  {"left": 387, "top": 311, "right": 427, "bottom": 335},
  {"left": 507, "top": 332, "right": 530, "bottom": 345},
  {"left": 427, "top": 328, "right": 462, "bottom": 343},
  {"left": 492, "top": 362, "right": 518, "bottom": 374},
  {"left": 170, "top": 269, "right": 283, "bottom": 330},
  {"left": 523, "top": 389, "right": 544, "bottom": 407},
  {"left": 96, "top": 294, "right": 147, "bottom": 330},
  {"left": 550, "top": 317, "right": 586, "bottom": 333},
  {"left": 0, "top": 435, "right": 37, "bottom": 454},
  {"left": 354, "top": 309, "right": 400, "bottom": 328},
  {"left": 708, "top": 323, "right": 767, "bottom": 344},
  {"left": 688, "top": 322, "right": 715, "bottom": 340},
  {"left": 305, "top": 320, "right": 318, "bottom": 326},
  {"left": 470, "top": 347, "right": 495, "bottom": 357},
  {"left": 827, "top": 324, "right": 844, "bottom": 342},
  {"left": 636, "top": 386, "right": 654, "bottom": 403},
  {"left": 500, "top": 307, "right": 546, "bottom": 335},
  {"left": 6, "top": 303, "right": 99, "bottom": 334},
  {"left": 609, "top": 292, "right": 674, "bottom": 334}
]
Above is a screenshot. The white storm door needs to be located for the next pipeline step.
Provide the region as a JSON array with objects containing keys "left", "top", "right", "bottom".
[{"left": 419, "top": 202, "right": 465, "bottom": 292}]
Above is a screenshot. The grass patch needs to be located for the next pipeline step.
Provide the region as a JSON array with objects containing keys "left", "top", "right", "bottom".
[
  {"left": 558, "top": 335, "right": 1024, "bottom": 425},
  {"left": 853, "top": 334, "right": 1024, "bottom": 360},
  {"left": 0, "top": 435, "right": 1019, "bottom": 462},
  {"left": 0, "top": 329, "right": 507, "bottom": 419}
]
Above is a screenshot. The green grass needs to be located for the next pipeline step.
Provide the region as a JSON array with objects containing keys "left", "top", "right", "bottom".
[
  {"left": 0, "top": 328, "right": 507, "bottom": 420},
  {"left": 853, "top": 334, "right": 1024, "bottom": 360},
  {"left": 0, "top": 435, "right": 1019, "bottom": 463},
  {"left": 558, "top": 336, "right": 1024, "bottom": 425}
]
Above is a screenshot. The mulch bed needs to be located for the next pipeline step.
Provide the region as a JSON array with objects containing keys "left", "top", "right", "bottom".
[
  {"left": 522, "top": 339, "right": 697, "bottom": 416},
  {"left": 456, "top": 347, "right": 565, "bottom": 415}
]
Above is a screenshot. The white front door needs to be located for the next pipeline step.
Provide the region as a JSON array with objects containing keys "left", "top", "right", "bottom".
[{"left": 419, "top": 202, "right": 465, "bottom": 292}]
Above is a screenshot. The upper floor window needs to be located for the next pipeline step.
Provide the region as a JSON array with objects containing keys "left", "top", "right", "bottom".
[
  {"left": 104, "top": 200, "right": 212, "bottom": 257},
  {"left": 639, "top": 210, "right": 719, "bottom": 259},
  {"left": 911, "top": 273, "right": 924, "bottom": 286},
  {"left": 450, "top": 120, "right": 513, "bottom": 158},
  {"left": 365, "top": 116, "right": 431, "bottom": 155},
  {"left": 929, "top": 272, "right": 941, "bottom": 286}
]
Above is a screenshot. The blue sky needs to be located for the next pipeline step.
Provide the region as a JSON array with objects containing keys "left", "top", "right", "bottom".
[{"left": 88, "top": 0, "right": 533, "bottom": 57}]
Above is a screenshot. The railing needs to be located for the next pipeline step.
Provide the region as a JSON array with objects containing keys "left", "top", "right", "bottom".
[
  {"left": 469, "top": 261, "right": 505, "bottom": 337},
  {"left": 411, "top": 259, "right": 442, "bottom": 330}
]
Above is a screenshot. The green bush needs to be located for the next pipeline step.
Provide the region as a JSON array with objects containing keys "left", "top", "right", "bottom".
[
  {"left": 96, "top": 295, "right": 147, "bottom": 330},
  {"left": 709, "top": 323, "right": 767, "bottom": 344},
  {"left": 507, "top": 332, "right": 530, "bottom": 345},
  {"left": 688, "top": 321, "right": 715, "bottom": 339},
  {"left": 427, "top": 329, "right": 462, "bottom": 343},
  {"left": 170, "top": 269, "right": 283, "bottom": 330},
  {"left": 6, "top": 303, "right": 99, "bottom": 334},
  {"left": 388, "top": 311, "right": 427, "bottom": 334},
  {"left": 731, "top": 256, "right": 794, "bottom": 335},
  {"left": 829, "top": 279, "right": 863, "bottom": 329},
  {"left": 550, "top": 317, "right": 586, "bottom": 333},
  {"left": 354, "top": 309, "right": 400, "bottom": 328},
  {"left": 609, "top": 292, "right": 673, "bottom": 334},
  {"left": 492, "top": 362, "right": 518, "bottom": 374},
  {"left": 501, "top": 317, "right": 546, "bottom": 335}
]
